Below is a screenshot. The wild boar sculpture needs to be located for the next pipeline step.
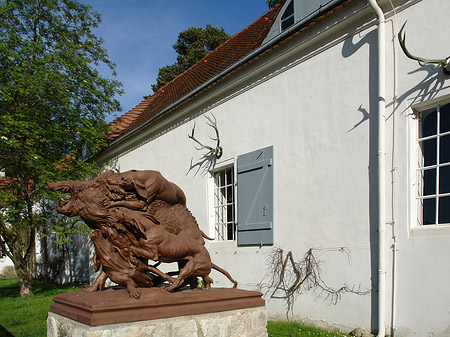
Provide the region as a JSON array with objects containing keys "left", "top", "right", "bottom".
[{"left": 47, "top": 170, "right": 237, "bottom": 298}]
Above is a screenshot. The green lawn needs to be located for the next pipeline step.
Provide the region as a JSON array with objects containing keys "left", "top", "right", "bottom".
[
  {"left": 268, "top": 321, "right": 349, "bottom": 337},
  {"left": 0, "top": 277, "right": 350, "bottom": 337},
  {"left": 0, "top": 278, "right": 81, "bottom": 337}
]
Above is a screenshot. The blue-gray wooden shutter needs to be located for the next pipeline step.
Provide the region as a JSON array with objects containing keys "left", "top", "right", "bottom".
[{"left": 237, "top": 146, "right": 273, "bottom": 246}]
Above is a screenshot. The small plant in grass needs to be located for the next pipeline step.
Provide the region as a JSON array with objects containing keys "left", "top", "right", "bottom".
[{"left": 197, "top": 276, "right": 213, "bottom": 288}]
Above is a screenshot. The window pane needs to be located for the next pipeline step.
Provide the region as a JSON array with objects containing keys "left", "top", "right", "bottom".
[
  {"left": 220, "top": 187, "right": 226, "bottom": 205},
  {"left": 420, "top": 108, "right": 437, "bottom": 138},
  {"left": 227, "top": 205, "right": 233, "bottom": 223},
  {"left": 281, "top": 17, "right": 294, "bottom": 31},
  {"left": 421, "top": 138, "right": 437, "bottom": 166},
  {"left": 439, "top": 166, "right": 450, "bottom": 194},
  {"left": 438, "top": 197, "right": 450, "bottom": 224},
  {"left": 423, "top": 198, "right": 436, "bottom": 225},
  {"left": 231, "top": 204, "right": 235, "bottom": 221},
  {"left": 439, "top": 135, "right": 450, "bottom": 164},
  {"left": 227, "top": 222, "right": 234, "bottom": 240},
  {"left": 281, "top": 0, "right": 294, "bottom": 20},
  {"left": 214, "top": 172, "right": 219, "bottom": 186},
  {"left": 227, "top": 186, "right": 233, "bottom": 203},
  {"left": 215, "top": 207, "right": 220, "bottom": 223},
  {"left": 226, "top": 169, "right": 233, "bottom": 185},
  {"left": 281, "top": 1, "right": 294, "bottom": 31},
  {"left": 440, "top": 103, "right": 450, "bottom": 133},
  {"left": 422, "top": 168, "right": 436, "bottom": 196}
]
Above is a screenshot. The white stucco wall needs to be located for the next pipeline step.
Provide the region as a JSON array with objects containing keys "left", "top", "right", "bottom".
[
  {"left": 97, "top": 0, "right": 450, "bottom": 335},
  {"left": 0, "top": 255, "right": 14, "bottom": 275},
  {"left": 384, "top": 0, "right": 450, "bottom": 336}
]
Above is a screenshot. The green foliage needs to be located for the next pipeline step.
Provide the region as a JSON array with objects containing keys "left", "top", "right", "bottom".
[
  {"left": 49, "top": 221, "right": 91, "bottom": 245},
  {"left": 0, "top": 0, "right": 122, "bottom": 182},
  {"left": 197, "top": 276, "right": 213, "bottom": 288},
  {"left": 267, "top": 321, "right": 350, "bottom": 337},
  {"left": 39, "top": 199, "right": 91, "bottom": 245},
  {"left": 0, "top": 277, "right": 82, "bottom": 336},
  {"left": 0, "top": 0, "right": 122, "bottom": 296},
  {"left": 151, "top": 24, "right": 229, "bottom": 92},
  {"left": 267, "top": 0, "right": 282, "bottom": 8}
]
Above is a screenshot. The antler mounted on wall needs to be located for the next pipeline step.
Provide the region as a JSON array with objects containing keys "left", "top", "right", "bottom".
[
  {"left": 398, "top": 21, "right": 450, "bottom": 75},
  {"left": 188, "top": 114, "right": 223, "bottom": 159}
]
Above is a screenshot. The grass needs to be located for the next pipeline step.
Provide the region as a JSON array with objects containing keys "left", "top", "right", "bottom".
[
  {"left": 0, "top": 277, "right": 81, "bottom": 337},
  {"left": 0, "top": 278, "right": 352, "bottom": 337},
  {"left": 267, "top": 321, "right": 350, "bottom": 337}
]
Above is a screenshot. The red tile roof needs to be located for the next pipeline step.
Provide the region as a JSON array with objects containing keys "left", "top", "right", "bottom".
[{"left": 107, "top": 4, "right": 283, "bottom": 144}]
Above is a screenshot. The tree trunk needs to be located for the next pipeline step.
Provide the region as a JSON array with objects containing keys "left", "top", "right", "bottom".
[
  {"left": 42, "top": 225, "right": 49, "bottom": 282},
  {"left": 12, "top": 257, "right": 34, "bottom": 297}
]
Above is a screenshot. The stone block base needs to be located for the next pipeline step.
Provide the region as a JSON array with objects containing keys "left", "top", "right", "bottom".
[
  {"left": 47, "top": 306, "right": 268, "bottom": 337},
  {"left": 47, "top": 287, "right": 267, "bottom": 337}
]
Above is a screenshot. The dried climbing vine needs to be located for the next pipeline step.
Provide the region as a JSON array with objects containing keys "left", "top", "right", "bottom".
[{"left": 258, "top": 247, "right": 371, "bottom": 316}]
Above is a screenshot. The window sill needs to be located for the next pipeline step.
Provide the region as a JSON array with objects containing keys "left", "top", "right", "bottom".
[
  {"left": 208, "top": 240, "right": 237, "bottom": 248},
  {"left": 206, "top": 240, "right": 238, "bottom": 256},
  {"left": 206, "top": 240, "right": 271, "bottom": 255},
  {"left": 409, "top": 225, "right": 450, "bottom": 238}
]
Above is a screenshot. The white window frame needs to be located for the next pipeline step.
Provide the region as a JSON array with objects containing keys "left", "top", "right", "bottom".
[
  {"left": 208, "top": 162, "right": 236, "bottom": 242},
  {"left": 409, "top": 95, "right": 450, "bottom": 237}
]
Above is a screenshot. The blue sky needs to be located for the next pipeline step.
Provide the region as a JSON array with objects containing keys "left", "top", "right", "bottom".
[{"left": 80, "top": 1, "right": 271, "bottom": 122}]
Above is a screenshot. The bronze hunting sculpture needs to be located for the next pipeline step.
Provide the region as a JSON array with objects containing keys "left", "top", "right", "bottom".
[{"left": 48, "top": 170, "right": 237, "bottom": 298}]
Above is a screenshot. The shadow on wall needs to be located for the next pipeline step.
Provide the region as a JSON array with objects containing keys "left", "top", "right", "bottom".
[
  {"left": 342, "top": 28, "right": 380, "bottom": 333},
  {"left": 187, "top": 156, "right": 218, "bottom": 177},
  {"left": 390, "top": 67, "right": 446, "bottom": 113}
]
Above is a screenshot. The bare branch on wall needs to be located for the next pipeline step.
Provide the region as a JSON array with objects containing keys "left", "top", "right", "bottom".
[{"left": 258, "top": 247, "right": 371, "bottom": 317}]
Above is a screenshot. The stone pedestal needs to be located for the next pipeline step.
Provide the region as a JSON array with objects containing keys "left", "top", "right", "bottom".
[{"left": 47, "top": 287, "right": 267, "bottom": 337}]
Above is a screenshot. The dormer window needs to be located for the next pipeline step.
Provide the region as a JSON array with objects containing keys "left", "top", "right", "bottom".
[
  {"left": 281, "top": 0, "right": 294, "bottom": 31},
  {"left": 262, "top": 0, "right": 339, "bottom": 45}
]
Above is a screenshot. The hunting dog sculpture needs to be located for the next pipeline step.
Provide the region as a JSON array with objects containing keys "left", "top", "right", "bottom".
[{"left": 48, "top": 170, "right": 237, "bottom": 298}]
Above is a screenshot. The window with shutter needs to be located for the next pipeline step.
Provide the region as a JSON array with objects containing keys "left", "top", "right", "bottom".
[{"left": 237, "top": 146, "right": 274, "bottom": 246}]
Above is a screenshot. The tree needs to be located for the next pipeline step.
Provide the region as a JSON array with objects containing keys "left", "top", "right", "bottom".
[
  {"left": 267, "top": 0, "right": 281, "bottom": 8},
  {"left": 0, "top": 0, "right": 122, "bottom": 297},
  {"left": 151, "top": 24, "right": 230, "bottom": 93}
]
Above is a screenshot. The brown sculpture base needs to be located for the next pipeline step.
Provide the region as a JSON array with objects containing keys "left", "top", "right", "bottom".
[{"left": 50, "top": 287, "right": 265, "bottom": 326}]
